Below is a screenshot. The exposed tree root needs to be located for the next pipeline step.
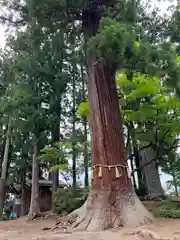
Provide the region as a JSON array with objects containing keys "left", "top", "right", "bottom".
[
  {"left": 27, "top": 212, "right": 43, "bottom": 221},
  {"left": 65, "top": 189, "right": 154, "bottom": 231}
]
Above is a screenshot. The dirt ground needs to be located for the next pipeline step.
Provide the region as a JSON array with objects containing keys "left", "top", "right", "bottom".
[{"left": 1, "top": 217, "right": 180, "bottom": 240}]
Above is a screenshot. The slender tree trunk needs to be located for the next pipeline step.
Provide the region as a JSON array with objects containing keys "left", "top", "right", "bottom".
[
  {"left": 51, "top": 23, "right": 65, "bottom": 204},
  {"left": 50, "top": 25, "right": 65, "bottom": 204},
  {"left": 81, "top": 62, "right": 89, "bottom": 187},
  {"left": 83, "top": 119, "right": 89, "bottom": 187},
  {"left": 170, "top": 161, "right": 179, "bottom": 197},
  {"left": 21, "top": 158, "right": 27, "bottom": 216},
  {"left": 51, "top": 101, "right": 61, "bottom": 212},
  {"left": 130, "top": 123, "right": 145, "bottom": 191},
  {"left": 71, "top": 58, "right": 153, "bottom": 230},
  {"left": 20, "top": 134, "right": 29, "bottom": 216},
  {"left": 172, "top": 172, "right": 178, "bottom": 197},
  {"left": 0, "top": 116, "right": 12, "bottom": 219},
  {"left": 51, "top": 170, "right": 59, "bottom": 209},
  {"left": 72, "top": 53, "right": 76, "bottom": 190},
  {"left": 0, "top": 143, "right": 4, "bottom": 177},
  {"left": 21, "top": 184, "right": 26, "bottom": 216},
  {"left": 28, "top": 138, "right": 41, "bottom": 220},
  {"left": 129, "top": 138, "right": 137, "bottom": 189},
  {"left": 1, "top": 117, "right": 12, "bottom": 180},
  {"left": 0, "top": 123, "right": 5, "bottom": 176}
]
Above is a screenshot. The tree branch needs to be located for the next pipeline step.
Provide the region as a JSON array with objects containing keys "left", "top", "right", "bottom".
[
  {"left": 161, "top": 129, "right": 170, "bottom": 140},
  {"left": 127, "top": 142, "right": 152, "bottom": 160},
  {"left": 131, "top": 157, "right": 157, "bottom": 176},
  {"left": 164, "top": 139, "right": 180, "bottom": 154},
  {"left": 131, "top": 139, "right": 180, "bottom": 176},
  {"left": 0, "top": 16, "right": 25, "bottom": 26}
]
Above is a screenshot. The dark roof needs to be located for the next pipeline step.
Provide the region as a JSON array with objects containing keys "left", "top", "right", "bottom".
[
  {"left": 26, "top": 179, "right": 67, "bottom": 187},
  {"left": 9, "top": 179, "right": 67, "bottom": 193}
]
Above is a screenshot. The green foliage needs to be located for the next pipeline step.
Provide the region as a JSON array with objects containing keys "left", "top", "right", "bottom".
[
  {"left": 116, "top": 72, "right": 161, "bottom": 101},
  {"left": 53, "top": 187, "right": 89, "bottom": 215},
  {"left": 176, "top": 56, "right": 180, "bottom": 64},
  {"left": 50, "top": 163, "right": 69, "bottom": 172},
  {"left": 116, "top": 72, "right": 180, "bottom": 154},
  {"left": 161, "top": 152, "right": 180, "bottom": 195},
  {"left": 0, "top": 85, "right": 31, "bottom": 115},
  {"left": 88, "top": 17, "right": 134, "bottom": 65},
  {"left": 151, "top": 200, "right": 180, "bottom": 218},
  {"left": 39, "top": 141, "right": 70, "bottom": 171},
  {"left": 159, "top": 208, "right": 180, "bottom": 218},
  {"left": 77, "top": 101, "right": 90, "bottom": 120}
]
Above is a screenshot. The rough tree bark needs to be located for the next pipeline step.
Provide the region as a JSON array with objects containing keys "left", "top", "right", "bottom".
[
  {"left": 70, "top": 58, "right": 153, "bottom": 231},
  {"left": 28, "top": 139, "right": 41, "bottom": 220},
  {"left": 140, "top": 149, "right": 164, "bottom": 198}
]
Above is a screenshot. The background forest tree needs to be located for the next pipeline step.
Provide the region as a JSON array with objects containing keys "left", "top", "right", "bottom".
[{"left": 0, "top": 0, "right": 180, "bottom": 228}]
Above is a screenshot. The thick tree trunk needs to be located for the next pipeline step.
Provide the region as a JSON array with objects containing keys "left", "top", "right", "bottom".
[
  {"left": 28, "top": 139, "right": 41, "bottom": 220},
  {"left": 71, "top": 58, "right": 153, "bottom": 231},
  {"left": 140, "top": 149, "right": 164, "bottom": 198},
  {"left": 0, "top": 117, "right": 12, "bottom": 219}
]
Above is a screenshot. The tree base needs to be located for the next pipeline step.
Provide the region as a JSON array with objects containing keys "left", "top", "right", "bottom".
[{"left": 69, "top": 189, "right": 154, "bottom": 231}]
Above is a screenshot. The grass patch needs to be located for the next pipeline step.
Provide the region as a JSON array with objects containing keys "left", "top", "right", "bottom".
[{"left": 143, "top": 200, "right": 180, "bottom": 218}]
